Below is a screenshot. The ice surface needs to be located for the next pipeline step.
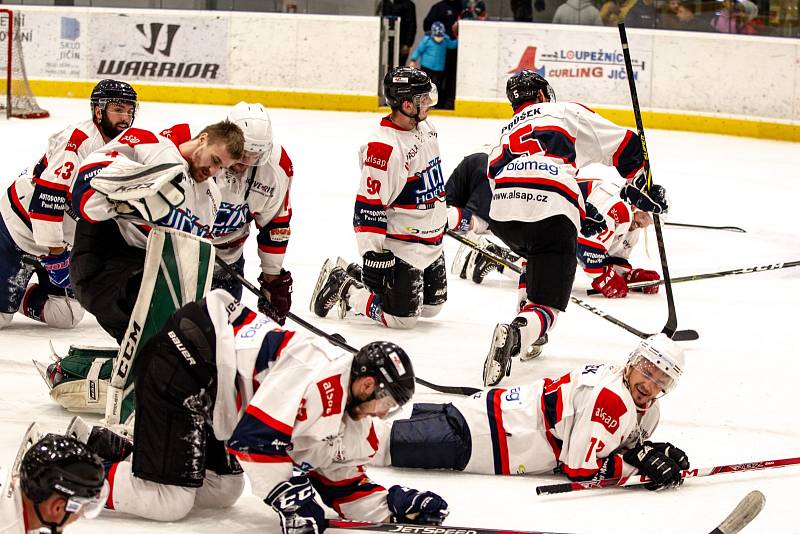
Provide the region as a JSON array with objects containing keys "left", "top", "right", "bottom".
[{"left": 1, "top": 98, "right": 798, "bottom": 533}]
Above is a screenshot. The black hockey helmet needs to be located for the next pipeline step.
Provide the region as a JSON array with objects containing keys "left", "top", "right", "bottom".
[
  {"left": 20, "top": 433, "right": 105, "bottom": 504},
  {"left": 351, "top": 341, "right": 415, "bottom": 407},
  {"left": 506, "top": 70, "right": 556, "bottom": 110},
  {"left": 383, "top": 66, "right": 437, "bottom": 111},
  {"left": 90, "top": 79, "right": 138, "bottom": 116}
]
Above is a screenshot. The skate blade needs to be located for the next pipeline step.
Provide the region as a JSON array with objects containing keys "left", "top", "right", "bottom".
[
  {"left": 309, "top": 258, "right": 334, "bottom": 314},
  {"left": 32, "top": 360, "right": 54, "bottom": 391},
  {"left": 483, "top": 324, "right": 510, "bottom": 387}
]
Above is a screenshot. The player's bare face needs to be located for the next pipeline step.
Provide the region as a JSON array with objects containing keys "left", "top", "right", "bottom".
[
  {"left": 189, "top": 141, "right": 236, "bottom": 182},
  {"left": 630, "top": 210, "right": 653, "bottom": 230},
  {"left": 627, "top": 366, "right": 666, "bottom": 407}
]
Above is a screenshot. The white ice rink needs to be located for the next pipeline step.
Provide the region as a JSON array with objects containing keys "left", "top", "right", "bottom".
[{"left": 1, "top": 98, "right": 799, "bottom": 533}]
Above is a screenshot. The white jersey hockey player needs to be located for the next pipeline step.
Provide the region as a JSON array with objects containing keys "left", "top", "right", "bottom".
[
  {"left": 69, "top": 289, "right": 448, "bottom": 533},
  {"left": 68, "top": 121, "right": 243, "bottom": 343},
  {"left": 577, "top": 179, "right": 660, "bottom": 298},
  {"left": 378, "top": 334, "right": 690, "bottom": 491},
  {"left": 482, "top": 70, "right": 669, "bottom": 386},
  {"left": 311, "top": 67, "right": 448, "bottom": 330},
  {"left": 0, "top": 79, "right": 137, "bottom": 330},
  {"left": 211, "top": 102, "right": 294, "bottom": 323},
  {"left": 0, "top": 433, "right": 105, "bottom": 534}
]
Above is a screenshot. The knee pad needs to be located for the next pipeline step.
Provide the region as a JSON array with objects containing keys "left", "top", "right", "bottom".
[
  {"left": 390, "top": 403, "right": 471, "bottom": 470},
  {"left": 420, "top": 303, "right": 443, "bottom": 318},
  {"left": 194, "top": 471, "right": 245, "bottom": 509},
  {"left": 0, "top": 312, "right": 12, "bottom": 329},
  {"left": 383, "top": 314, "right": 419, "bottom": 330}
]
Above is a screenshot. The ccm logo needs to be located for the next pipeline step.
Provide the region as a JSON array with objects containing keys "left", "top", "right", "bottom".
[
  {"left": 364, "top": 142, "right": 392, "bottom": 171},
  {"left": 591, "top": 388, "right": 627, "bottom": 435},
  {"left": 316, "top": 375, "right": 343, "bottom": 417}
]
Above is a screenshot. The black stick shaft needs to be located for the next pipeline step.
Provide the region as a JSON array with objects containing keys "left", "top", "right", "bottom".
[
  {"left": 665, "top": 222, "right": 746, "bottom": 233},
  {"left": 618, "top": 23, "right": 677, "bottom": 337}
]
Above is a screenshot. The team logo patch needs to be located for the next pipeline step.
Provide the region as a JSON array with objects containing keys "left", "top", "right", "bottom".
[
  {"left": 591, "top": 388, "right": 627, "bottom": 434},
  {"left": 65, "top": 129, "right": 89, "bottom": 153},
  {"left": 364, "top": 142, "right": 392, "bottom": 171},
  {"left": 388, "top": 352, "right": 406, "bottom": 375},
  {"left": 269, "top": 227, "right": 291, "bottom": 242},
  {"left": 316, "top": 375, "right": 343, "bottom": 417},
  {"left": 118, "top": 128, "right": 159, "bottom": 147},
  {"left": 392, "top": 76, "right": 409, "bottom": 83},
  {"left": 607, "top": 201, "right": 630, "bottom": 225},
  {"left": 296, "top": 398, "right": 308, "bottom": 422}
]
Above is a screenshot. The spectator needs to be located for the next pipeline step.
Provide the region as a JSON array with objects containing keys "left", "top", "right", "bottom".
[
  {"left": 661, "top": 0, "right": 704, "bottom": 30},
  {"left": 710, "top": 0, "right": 760, "bottom": 32},
  {"left": 600, "top": 0, "right": 623, "bottom": 25},
  {"left": 553, "top": 0, "right": 604, "bottom": 24},
  {"left": 624, "top": 0, "right": 658, "bottom": 27},
  {"left": 424, "top": 0, "right": 461, "bottom": 109},
  {"left": 511, "top": 0, "right": 534, "bottom": 20},
  {"left": 378, "top": 0, "right": 417, "bottom": 67},
  {"left": 409, "top": 22, "right": 458, "bottom": 91},
  {"left": 461, "top": 0, "right": 488, "bottom": 19}
]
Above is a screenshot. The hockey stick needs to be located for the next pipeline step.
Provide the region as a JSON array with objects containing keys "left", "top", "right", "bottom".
[
  {"left": 213, "top": 257, "right": 478, "bottom": 396},
  {"left": 446, "top": 230, "right": 699, "bottom": 342},
  {"left": 587, "top": 259, "right": 800, "bottom": 295},
  {"left": 709, "top": 490, "right": 766, "bottom": 534},
  {"left": 536, "top": 455, "right": 800, "bottom": 495},
  {"left": 665, "top": 221, "right": 746, "bottom": 233},
  {"left": 618, "top": 23, "right": 678, "bottom": 338},
  {"left": 329, "top": 519, "right": 570, "bottom": 534}
]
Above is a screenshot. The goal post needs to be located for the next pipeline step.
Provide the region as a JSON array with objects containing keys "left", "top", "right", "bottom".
[{"left": 0, "top": 8, "right": 48, "bottom": 119}]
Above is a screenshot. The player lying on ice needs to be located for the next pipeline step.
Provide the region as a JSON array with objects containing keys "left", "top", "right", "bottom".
[
  {"left": 65, "top": 289, "right": 448, "bottom": 533},
  {"left": 373, "top": 334, "right": 690, "bottom": 491}
]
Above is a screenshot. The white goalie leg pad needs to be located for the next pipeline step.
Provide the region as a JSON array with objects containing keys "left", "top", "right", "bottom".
[
  {"left": 0, "top": 312, "right": 12, "bottom": 329},
  {"left": 194, "top": 471, "right": 245, "bottom": 509},
  {"left": 108, "top": 460, "right": 196, "bottom": 521},
  {"left": 42, "top": 296, "right": 85, "bottom": 328},
  {"left": 50, "top": 371, "right": 109, "bottom": 414}
]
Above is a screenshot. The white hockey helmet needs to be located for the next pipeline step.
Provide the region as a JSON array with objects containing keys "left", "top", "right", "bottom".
[
  {"left": 227, "top": 101, "right": 272, "bottom": 165},
  {"left": 626, "top": 333, "right": 684, "bottom": 394}
]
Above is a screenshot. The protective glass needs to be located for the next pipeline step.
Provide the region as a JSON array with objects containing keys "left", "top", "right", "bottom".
[
  {"left": 373, "top": 387, "right": 401, "bottom": 419},
  {"left": 412, "top": 84, "right": 438, "bottom": 110},
  {"left": 628, "top": 352, "right": 676, "bottom": 394},
  {"left": 64, "top": 480, "right": 109, "bottom": 519}
]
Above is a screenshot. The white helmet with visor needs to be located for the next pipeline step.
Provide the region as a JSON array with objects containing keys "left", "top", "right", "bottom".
[{"left": 626, "top": 333, "right": 684, "bottom": 395}]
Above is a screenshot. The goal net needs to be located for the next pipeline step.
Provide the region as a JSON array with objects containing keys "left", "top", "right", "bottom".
[{"left": 0, "top": 9, "right": 48, "bottom": 119}]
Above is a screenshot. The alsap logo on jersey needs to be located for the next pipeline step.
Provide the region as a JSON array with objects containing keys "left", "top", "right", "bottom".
[
  {"left": 90, "top": 14, "right": 228, "bottom": 84},
  {"left": 591, "top": 388, "right": 627, "bottom": 434},
  {"left": 316, "top": 375, "right": 344, "bottom": 417},
  {"left": 364, "top": 142, "right": 392, "bottom": 171}
]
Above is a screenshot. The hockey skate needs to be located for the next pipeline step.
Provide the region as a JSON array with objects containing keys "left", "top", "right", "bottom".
[
  {"left": 450, "top": 241, "right": 473, "bottom": 279},
  {"left": 32, "top": 341, "right": 65, "bottom": 390},
  {"left": 335, "top": 258, "right": 364, "bottom": 319},
  {"left": 310, "top": 259, "right": 358, "bottom": 318},
  {"left": 468, "top": 242, "right": 520, "bottom": 284},
  {"left": 520, "top": 333, "right": 548, "bottom": 362},
  {"left": 66, "top": 416, "right": 133, "bottom": 462},
  {"left": 482, "top": 318, "right": 523, "bottom": 387}
]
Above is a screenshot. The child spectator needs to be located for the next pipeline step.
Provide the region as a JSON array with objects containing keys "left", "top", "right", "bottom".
[{"left": 408, "top": 21, "right": 458, "bottom": 92}]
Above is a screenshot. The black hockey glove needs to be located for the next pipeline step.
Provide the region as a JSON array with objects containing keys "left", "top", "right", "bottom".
[
  {"left": 265, "top": 476, "right": 327, "bottom": 534},
  {"left": 362, "top": 250, "right": 395, "bottom": 294},
  {"left": 648, "top": 441, "right": 690, "bottom": 470},
  {"left": 387, "top": 485, "right": 449, "bottom": 525},
  {"left": 580, "top": 201, "right": 608, "bottom": 238},
  {"left": 620, "top": 173, "right": 669, "bottom": 214},
  {"left": 623, "top": 441, "right": 687, "bottom": 491}
]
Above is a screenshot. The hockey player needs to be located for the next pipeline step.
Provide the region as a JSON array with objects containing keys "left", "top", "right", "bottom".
[
  {"left": 67, "top": 120, "right": 243, "bottom": 343},
  {"left": 0, "top": 79, "right": 137, "bottom": 330},
  {"left": 482, "top": 70, "right": 669, "bottom": 386},
  {"left": 210, "top": 102, "right": 294, "bottom": 323},
  {"left": 578, "top": 179, "right": 660, "bottom": 298},
  {"left": 67, "top": 289, "right": 448, "bottom": 532},
  {"left": 0, "top": 433, "right": 106, "bottom": 533},
  {"left": 310, "top": 66, "right": 448, "bottom": 329},
  {"left": 377, "top": 334, "right": 690, "bottom": 491}
]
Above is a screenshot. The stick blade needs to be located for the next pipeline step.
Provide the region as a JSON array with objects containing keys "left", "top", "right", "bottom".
[{"left": 710, "top": 490, "right": 766, "bottom": 534}]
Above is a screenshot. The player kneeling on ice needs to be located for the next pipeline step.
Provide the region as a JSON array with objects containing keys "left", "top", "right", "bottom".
[
  {"left": 1, "top": 433, "right": 106, "bottom": 533},
  {"left": 65, "top": 289, "right": 448, "bottom": 531},
  {"left": 375, "top": 334, "right": 689, "bottom": 491},
  {"left": 310, "top": 66, "right": 447, "bottom": 330}
]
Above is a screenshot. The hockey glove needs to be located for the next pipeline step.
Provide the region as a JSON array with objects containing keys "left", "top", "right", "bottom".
[
  {"left": 265, "top": 476, "right": 327, "bottom": 534},
  {"left": 362, "top": 250, "right": 395, "bottom": 294},
  {"left": 387, "top": 485, "right": 449, "bottom": 525},
  {"left": 447, "top": 206, "right": 473, "bottom": 234},
  {"left": 39, "top": 249, "right": 72, "bottom": 289},
  {"left": 620, "top": 173, "right": 669, "bottom": 214},
  {"left": 623, "top": 441, "right": 686, "bottom": 491},
  {"left": 580, "top": 201, "right": 607, "bottom": 238},
  {"left": 625, "top": 268, "right": 661, "bottom": 294},
  {"left": 591, "top": 266, "right": 628, "bottom": 299},
  {"left": 258, "top": 270, "right": 293, "bottom": 325},
  {"left": 648, "top": 441, "right": 690, "bottom": 470}
]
